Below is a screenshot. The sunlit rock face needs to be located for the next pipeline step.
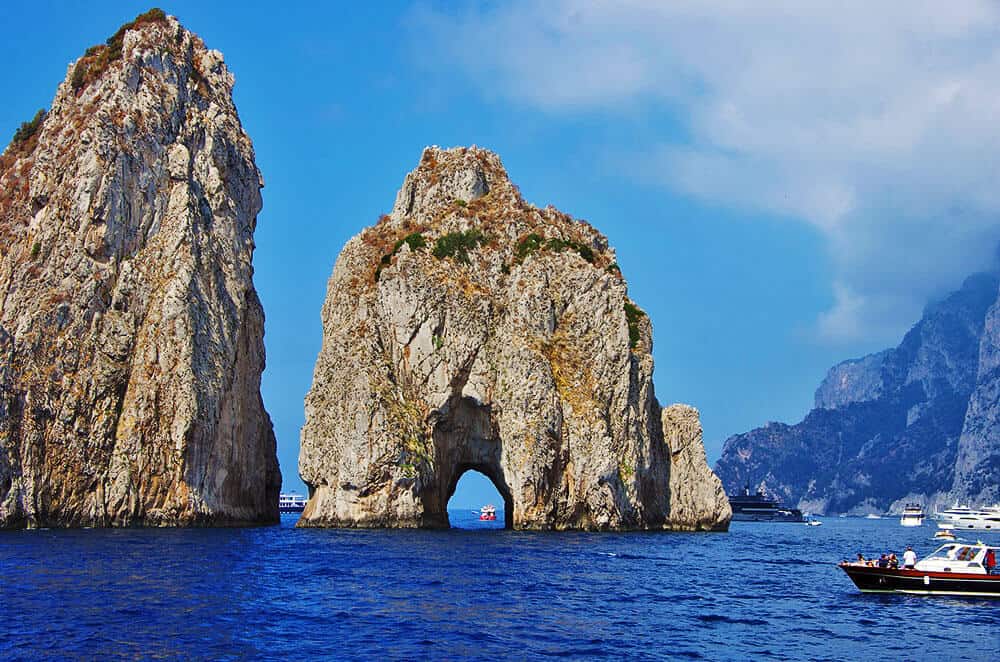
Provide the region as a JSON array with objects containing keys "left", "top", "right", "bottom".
[
  {"left": 299, "top": 146, "right": 730, "bottom": 531},
  {"left": 716, "top": 271, "right": 1000, "bottom": 514},
  {"left": 0, "top": 11, "right": 280, "bottom": 528}
]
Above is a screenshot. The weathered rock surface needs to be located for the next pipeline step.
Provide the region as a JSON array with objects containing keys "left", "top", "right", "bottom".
[
  {"left": 0, "top": 11, "right": 280, "bottom": 527},
  {"left": 715, "top": 271, "right": 1000, "bottom": 514},
  {"left": 954, "top": 281, "right": 1000, "bottom": 505},
  {"left": 299, "top": 146, "right": 730, "bottom": 530},
  {"left": 813, "top": 350, "right": 890, "bottom": 410}
]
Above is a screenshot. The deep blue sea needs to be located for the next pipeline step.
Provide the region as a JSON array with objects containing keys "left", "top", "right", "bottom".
[{"left": 2, "top": 514, "right": 998, "bottom": 660}]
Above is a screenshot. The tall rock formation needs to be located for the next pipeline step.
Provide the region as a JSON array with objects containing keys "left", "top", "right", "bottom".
[
  {"left": 299, "top": 147, "right": 729, "bottom": 531},
  {"left": 715, "top": 271, "right": 1000, "bottom": 514},
  {"left": 0, "top": 10, "right": 280, "bottom": 528}
]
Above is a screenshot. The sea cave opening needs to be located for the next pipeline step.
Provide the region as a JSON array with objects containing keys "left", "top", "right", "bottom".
[{"left": 446, "top": 465, "right": 513, "bottom": 529}]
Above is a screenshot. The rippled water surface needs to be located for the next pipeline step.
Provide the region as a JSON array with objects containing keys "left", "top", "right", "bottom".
[{"left": 2, "top": 515, "right": 998, "bottom": 660}]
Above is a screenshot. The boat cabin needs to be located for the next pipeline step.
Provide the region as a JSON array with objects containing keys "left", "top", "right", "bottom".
[{"left": 915, "top": 543, "right": 999, "bottom": 575}]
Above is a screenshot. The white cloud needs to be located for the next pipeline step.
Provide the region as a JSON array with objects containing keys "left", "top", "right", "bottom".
[{"left": 412, "top": 0, "right": 1000, "bottom": 343}]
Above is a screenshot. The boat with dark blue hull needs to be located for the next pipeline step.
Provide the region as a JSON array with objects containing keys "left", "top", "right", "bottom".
[
  {"left": 728, "top": 485, "right": 804, "bottom": 522},
  {"left": 839, "top": 542, "right": 1000, "bottom": 597}
]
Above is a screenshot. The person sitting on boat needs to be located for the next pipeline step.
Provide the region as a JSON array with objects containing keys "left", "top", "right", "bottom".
[
  {"left": 903, "top": 546, "right": 916, "bottom": 569},
  {"left": 888, "top": 553, "right": 898, "bottom": 569},
  {"left": 877, "top": 554, "right": 889, "bottom": 568},
  {"left": 855, "top": 553, "right": 866, "bottom": 565}
]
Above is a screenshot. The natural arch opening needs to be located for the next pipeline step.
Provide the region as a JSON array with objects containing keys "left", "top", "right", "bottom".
[{"left": 446, "top": 465, "right": 514, "bottom": 529}]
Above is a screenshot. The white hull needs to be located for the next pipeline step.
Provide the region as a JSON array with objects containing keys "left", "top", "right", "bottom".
[
  {"left": 900, "top": 519, "right": 923, "bottom": 527},
  {"left": 937, "top": 520, "right": 999, "bottom": 531},
  {"left": 934, "top": 505, "right": 1000, "bottom": 531}
]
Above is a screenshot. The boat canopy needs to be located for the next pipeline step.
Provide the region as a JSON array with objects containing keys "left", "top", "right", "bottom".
[{"left": 924, "top": 543, "right": 996, "bottom": 562}]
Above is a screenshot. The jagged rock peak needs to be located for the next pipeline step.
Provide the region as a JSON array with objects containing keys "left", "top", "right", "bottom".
[
  {"left": 0, "top": 9, "right": 280, "bottom": 528},
  {"left": 299, "top": 146, "right": 730, "bottom": 531},
  {"left": 390, "top": 146, "right": 517, "bottom": 221}
]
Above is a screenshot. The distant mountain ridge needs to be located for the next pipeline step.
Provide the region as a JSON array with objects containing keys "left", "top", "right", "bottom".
[{"left": 715, "top": 269, "right": 1000, "bottom": 514}]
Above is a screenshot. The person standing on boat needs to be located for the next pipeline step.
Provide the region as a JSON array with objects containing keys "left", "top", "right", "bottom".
[
  {"left": 903, "top": 546, "right": 917, "bottom": 569},
  {"left": 986, "top": 548, "right": 997, "bottom": 575}
]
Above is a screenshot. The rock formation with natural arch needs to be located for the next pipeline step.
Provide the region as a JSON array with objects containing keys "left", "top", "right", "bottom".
[{"left": 298, "top": 147, "right": 730, "bottom": 531}]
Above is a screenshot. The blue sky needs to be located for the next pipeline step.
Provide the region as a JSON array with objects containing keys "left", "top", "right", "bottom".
[{"left": 4, "top": 2, "right": 999, "bottom": 509}]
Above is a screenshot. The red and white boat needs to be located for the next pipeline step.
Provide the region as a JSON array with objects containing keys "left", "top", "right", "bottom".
[
  {"left": 839, "top": 542, "right": 1000, "bottom": 597},
  {"left": 479, "top": 504, "right": 497, "bottom": 521}
]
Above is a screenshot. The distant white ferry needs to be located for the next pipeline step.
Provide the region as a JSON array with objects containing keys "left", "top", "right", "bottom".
[{"left": 279, "top": 493, "right": 307, "bottom": 513}]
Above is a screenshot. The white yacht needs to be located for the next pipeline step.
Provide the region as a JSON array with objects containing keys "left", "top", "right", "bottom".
[
  {"left": 899, "top": 503, "right": 924, "bottom": 527},
  {"left": 934, "top": 505, "right": 1000, "bottom": 531}
]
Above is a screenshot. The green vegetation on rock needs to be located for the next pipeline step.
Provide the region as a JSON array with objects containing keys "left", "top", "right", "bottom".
[
  {"left": 72, "top": 8, "right": 169, "bottom": 94},
  {"left": 515, "top": 233, "right": 544, "bottom": 262},
  {"left": 394, "top": 232, "right": 426, "bottom": 253},
  {"left": 514, "top": 233, "right": 595, "bottom": 267},
  {"left": 432, "top": 229, "right": 485, "bottom": 264},
  {"left": 375, "top": 232, "right": 426, "bottom": 281},
  {"left": 544, "top": 237, "right": 595, "bottom": 263},
  {"left": 624, "top": 300, "right": 645, "bottom": 350},
  {"left": 12, "top": 110, "right": 46, "bottom": 145}
]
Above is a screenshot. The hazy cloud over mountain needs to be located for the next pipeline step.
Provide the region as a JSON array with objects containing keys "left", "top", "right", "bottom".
[{"left": 413, "top": 0, "right": 1000, "bottom": 344}]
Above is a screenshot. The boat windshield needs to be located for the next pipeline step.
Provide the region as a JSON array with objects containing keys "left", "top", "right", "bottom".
[{"left": 925, "top": 544, "right": 982, "bottom": 561}]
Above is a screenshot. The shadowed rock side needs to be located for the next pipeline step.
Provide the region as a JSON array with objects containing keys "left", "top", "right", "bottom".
[
  {"left": 299, "top": 146, "right": 729, "bottom": 531},
  {"left": 0, "top": 12, "right": 280, "bottom": 528},
  {"left": 954, "top": 279, "right": 1000, "bottom": 505},
  {"left": 715, "top": 271, "right": 1000, "bottom": 514}
]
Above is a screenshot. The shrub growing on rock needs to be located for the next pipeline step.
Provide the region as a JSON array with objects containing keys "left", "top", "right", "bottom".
[
  {"left": 433, "top": 229, "right": 485, "bottom": 264},
  {"left": 515, "top": 233, "right": 544, "bottom": 262},
  {"left": 624, "top": 300, "right": 645, "bottom": 350},
  {"left": 375, "top": 232, "right": 427, "bottom": 281},
  {"left": 72, "top": 8, "right": 169, "bottom": 94},
  {"left": 12, "top": 110, "right": 46, "bottom": 145}
]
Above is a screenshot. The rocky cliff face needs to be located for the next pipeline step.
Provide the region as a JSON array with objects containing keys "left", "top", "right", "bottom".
[
  {"left": 954, "top": 281, "right": 1000, "bottom": 505},
  {"left": 299, "top": 146, "right": 729, "bottom": 530},
  {"left": 715, "top": 271, "right": 1000, "bottom": 514},
  {"left": 0, "top": 11, "right": 280, "bottom": 527},
  {"left": 813, "top": 350, "right": 890, "bottom": 410}
]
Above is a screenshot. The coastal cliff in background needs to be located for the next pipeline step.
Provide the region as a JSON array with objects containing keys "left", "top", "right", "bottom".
[
  {"left": 716, "top": 270, "right": 1000, "bottom": 514},
  {"left": 0, "top": 11, "right": 280, "bottom": 528},
  {"left": 299, "top": 147, "right": 729, "bottom": 531}
]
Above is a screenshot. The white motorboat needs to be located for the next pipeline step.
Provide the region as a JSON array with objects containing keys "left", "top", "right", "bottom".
[
  {"left": 934, "top": 505, "right": 1000, "bottom": 531},
  {"left": 900, "top": 503, "right": 924, "bottom": 527},
  {"left": 933, "top": 529, "right": 956, "bottom": 541}
]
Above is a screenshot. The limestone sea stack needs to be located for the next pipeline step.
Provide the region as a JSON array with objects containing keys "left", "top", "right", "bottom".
[
  {"left": 0, "top": 10, "right": 280, "bottom": 527},
  {"left": 299, "top": 147, "right": 730, "bottom": 530}
]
